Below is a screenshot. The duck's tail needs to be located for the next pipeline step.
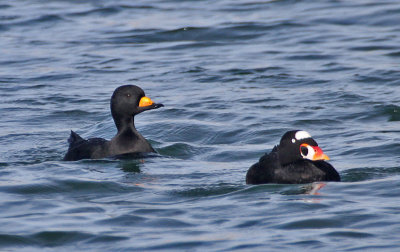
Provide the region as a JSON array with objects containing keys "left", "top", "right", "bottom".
[{"left": 68, "top": 130, "right": 84, "bottom": 145}]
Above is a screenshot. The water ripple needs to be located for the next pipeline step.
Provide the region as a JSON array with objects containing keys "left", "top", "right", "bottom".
[{"left": 1, "top": 0, "right": 400, "bottom": 251}]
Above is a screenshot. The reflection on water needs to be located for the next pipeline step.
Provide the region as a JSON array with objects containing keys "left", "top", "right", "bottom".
[{"left": 1, "top": 0, "right": 400, "bottom": 251}]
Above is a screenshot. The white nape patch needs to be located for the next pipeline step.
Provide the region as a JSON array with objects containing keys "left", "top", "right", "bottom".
[{"left": 295, "top": 131, "right": 312, "bottom": 141}]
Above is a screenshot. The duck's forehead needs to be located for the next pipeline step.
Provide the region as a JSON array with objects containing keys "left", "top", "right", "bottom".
[
  {"left": 120, "top": 86, "right": 144, "bottom": 95},
  {"left": 295, "top": 131, "right": 311, "bottom": 140}
]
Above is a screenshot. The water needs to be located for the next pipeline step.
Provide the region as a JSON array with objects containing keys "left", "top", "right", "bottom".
[{"left": 1, "top": 0, "right": 400, "bottom": 250}]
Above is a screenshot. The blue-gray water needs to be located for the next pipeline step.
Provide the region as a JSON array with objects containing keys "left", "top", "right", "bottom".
[{"left": 1, "top": 0, "right": 400, "bottom": 251}]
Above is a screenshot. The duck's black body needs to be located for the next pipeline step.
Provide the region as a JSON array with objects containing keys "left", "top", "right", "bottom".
[
  {"left": 246, "top": 130, "right": 340, "bottom": 184},
  {"left": 246, "top": 146, "right": 340, "bottom": 184},
  {"left": 63, "top": 85, "right": 163, "bottom": 161}
]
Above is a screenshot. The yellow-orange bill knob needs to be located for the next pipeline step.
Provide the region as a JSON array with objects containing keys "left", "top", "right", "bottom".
[{"left": 139, "top": 96, "right": 154, "bottom": 107}]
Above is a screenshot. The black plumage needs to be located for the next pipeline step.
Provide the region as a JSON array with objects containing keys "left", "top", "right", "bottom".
[
  {"left": 63, "top": 85, "right": 163, "bottom": 161},
  {"left": 246, "top": 130, "right": 340, "bottom": 184}
]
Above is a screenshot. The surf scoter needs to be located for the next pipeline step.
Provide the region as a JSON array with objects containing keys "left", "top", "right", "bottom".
[
  {"left": 63, "top": 85, "right": 163, "bottom": 161},
  {"left": 246, "top": 130, "right": 340, "bottom": 184}
]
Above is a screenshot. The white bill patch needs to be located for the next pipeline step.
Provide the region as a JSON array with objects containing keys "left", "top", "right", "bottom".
[
  {"left": 300, "top": 144, "right": 315, "bottom": 160},
  {"left": 295, "top": 130, "right": 311, "bottom": 140}
]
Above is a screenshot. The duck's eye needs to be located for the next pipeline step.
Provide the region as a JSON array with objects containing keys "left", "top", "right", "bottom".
[
  {"left": 300, "top": 146, "right": 308, "bottom": 156},
  {"left": 126, "top": 93, "right": 131, "bottom": 97},
  {"left": 291, "top": 138, "right": 296, "bottom": 143}
]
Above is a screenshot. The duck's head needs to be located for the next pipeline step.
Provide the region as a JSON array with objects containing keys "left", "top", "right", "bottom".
[
  {"left": 110, "top": 85, "right": 164, "bottom": 132},
  {"left": 278, "top": 130, "right": 330, "bottom": 165}
]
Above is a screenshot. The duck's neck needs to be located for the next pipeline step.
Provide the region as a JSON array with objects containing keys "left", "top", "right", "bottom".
[
  {"left": 114, "top": 115, "right": 148, "bottom": 144},
  {"left": 115, "top": 115, "right": 136, "bottom": 133},
  {"left": 111, "top": 115, "right": 154, "bottom": 154}
]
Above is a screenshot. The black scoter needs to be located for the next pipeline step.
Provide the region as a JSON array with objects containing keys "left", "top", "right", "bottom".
[{"left": 63, "top": 85, "right": 163, "bottom": 161}]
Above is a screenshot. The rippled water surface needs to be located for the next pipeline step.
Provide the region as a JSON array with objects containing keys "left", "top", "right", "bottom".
[{"left": 1, "top": 0, "right": 400, "bottom": 251}]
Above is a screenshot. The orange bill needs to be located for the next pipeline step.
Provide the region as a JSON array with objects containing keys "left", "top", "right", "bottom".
[
  {"left": 312, "top": 146, "right": 330, "bottom": 161},
  {"left": 139, "top": 96, "right": 154, "bottom": 107}
]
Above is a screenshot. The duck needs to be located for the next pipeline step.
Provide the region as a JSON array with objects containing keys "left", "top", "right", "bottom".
[
  {"left": 246, "top": 130, "right": 340, "bottom": 184},
  {"left": 63, "top": 85, "right": 163, "bottom": 161}
]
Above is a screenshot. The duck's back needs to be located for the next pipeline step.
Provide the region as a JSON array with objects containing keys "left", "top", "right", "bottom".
[
  {"left": 246, "top": 149, "right": 279, "bottom": 184},
  {"left": 63, "top": 131, "right": 109, "bottom": 161},
  {"left": 246, "top": 147, "right": 340, "bottom": 184},
  {"left": 272, "top": 160, "right": 340, "bottom": 184}
]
